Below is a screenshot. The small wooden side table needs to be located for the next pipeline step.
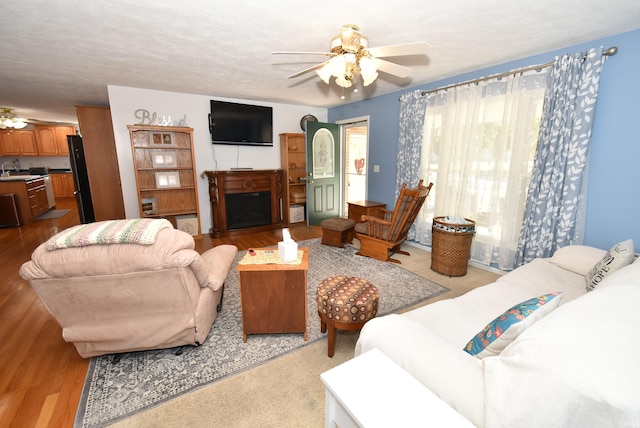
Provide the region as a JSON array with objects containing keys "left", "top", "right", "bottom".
[
  {"left": 348, "top": 200, "right": 386, "bottom": 223},
  {"left": 237, "top": 247, "right": 309, "bottom": 342}
]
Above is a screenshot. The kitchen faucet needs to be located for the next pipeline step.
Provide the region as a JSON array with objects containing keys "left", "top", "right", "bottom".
[{"left": 1, "top": 161, "right": 14, "bottom": 178}]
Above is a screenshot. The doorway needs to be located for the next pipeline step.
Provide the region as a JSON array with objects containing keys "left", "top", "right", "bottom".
[{"left": 340, "top": 118, "right": 369, "bottom": 216}]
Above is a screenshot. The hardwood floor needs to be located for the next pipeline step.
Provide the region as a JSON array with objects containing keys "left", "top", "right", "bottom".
[{"left": 0, "top": 199, "right": 321, "bottom": 427}]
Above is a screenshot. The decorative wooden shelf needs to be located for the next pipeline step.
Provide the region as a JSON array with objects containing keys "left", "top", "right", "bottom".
[
  {"left": 280, "top": 133, "right": 307, "bottom": 225},
  {"left": 128, "top": 125, "right": 201, "bottom": 237}
]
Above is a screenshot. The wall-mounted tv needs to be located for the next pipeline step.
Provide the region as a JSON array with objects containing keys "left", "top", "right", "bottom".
[{"left": 209, "top": 100, "right": 273, "bottom": 147}]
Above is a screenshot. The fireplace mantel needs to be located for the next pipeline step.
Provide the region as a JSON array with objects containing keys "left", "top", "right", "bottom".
[{"left": 204, "top": 169, "right": 285, "bottom": 237}]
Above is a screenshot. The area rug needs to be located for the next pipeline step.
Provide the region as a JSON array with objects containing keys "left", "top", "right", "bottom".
[
  {"left": 36, "top": 209, "right": 70, "bottom": 220},
  {"left": 74, "top": 238, "right": 449, "bottom": 428}
]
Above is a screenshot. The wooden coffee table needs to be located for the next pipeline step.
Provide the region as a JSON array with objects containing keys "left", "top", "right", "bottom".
[{"left": 236, "top": 247, "right": 309, "bottom": 342}]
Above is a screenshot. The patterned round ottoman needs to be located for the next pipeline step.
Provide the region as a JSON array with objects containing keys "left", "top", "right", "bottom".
[{"left": 316, "top": 275, "right": 379, "bottom": 357}]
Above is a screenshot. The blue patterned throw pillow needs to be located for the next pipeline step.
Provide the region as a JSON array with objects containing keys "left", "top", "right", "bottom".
[{"left": 464, "top": 292, "right": 563, "bottom": 359}]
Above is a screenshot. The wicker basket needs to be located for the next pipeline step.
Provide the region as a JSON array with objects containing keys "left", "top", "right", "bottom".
[{"left": 431, "top": 216, "right": 476, "bottom": 277}]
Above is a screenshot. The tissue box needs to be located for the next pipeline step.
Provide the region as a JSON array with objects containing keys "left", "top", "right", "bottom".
[
  {"left": 278, "top": 240, "right": 298, "bottom": 262},
  {"left": 290, "top": 205, "right": 305, "bottom": 223}
]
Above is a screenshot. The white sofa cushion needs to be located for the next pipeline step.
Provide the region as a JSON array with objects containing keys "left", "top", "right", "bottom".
[
  {"left": 585, "top": 239, "right": 635, "bottom": 291},
  {"left": 484, "top": 261, "right": 640, "bottom": 427},
  {"left": 402, "top": 258, "right": 586, "bottom": 348},
  {"left": 463, "top": 292, "right": 562, "bottom": 358}
]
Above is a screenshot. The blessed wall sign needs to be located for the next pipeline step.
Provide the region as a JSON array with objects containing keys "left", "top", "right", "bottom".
[{"left": 134, "top": 109, "right": 187, "bottom": 127}]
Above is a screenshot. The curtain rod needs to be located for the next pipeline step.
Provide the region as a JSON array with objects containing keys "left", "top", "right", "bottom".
[{"left": 409, "top": 46, "right": 618, "bottom": 98}]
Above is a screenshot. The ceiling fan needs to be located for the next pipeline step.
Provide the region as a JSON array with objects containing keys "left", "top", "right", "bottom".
[
  {"left": 0, "top": 108, "right": 28, "bottom": 129},
  {"left": 272, "top": 24, "right": 430, "bottom": 89},
  {"left": 0, "top": 107, "right": 76, "bottom": 129}
]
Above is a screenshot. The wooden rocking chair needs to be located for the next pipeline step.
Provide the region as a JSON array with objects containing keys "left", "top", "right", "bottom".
[{"left": 355, "top": 180, "right": 433, "bottom": 264}]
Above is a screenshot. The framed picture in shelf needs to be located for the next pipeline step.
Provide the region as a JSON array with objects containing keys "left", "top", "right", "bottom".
[
  {"left": 151, "top": 132, "right": 174, "bottom": 146},
  {"left": 152, "top": 151, "right": 177, "bottom": 168},
  {"left": 155, "top": 171, "right": 181, "bottom": 188},
  {"left": 141, "top": 197, "right": 158, "bottom": 215}
]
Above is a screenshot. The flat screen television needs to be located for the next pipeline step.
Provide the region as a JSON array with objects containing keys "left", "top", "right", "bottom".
[{"left": 209, "top": 100, "right": 273, "bottom": 146}]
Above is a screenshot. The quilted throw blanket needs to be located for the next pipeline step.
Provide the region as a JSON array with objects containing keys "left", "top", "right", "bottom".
[{"left": 45, "top": 219, "right": 173, "bottom": 250}]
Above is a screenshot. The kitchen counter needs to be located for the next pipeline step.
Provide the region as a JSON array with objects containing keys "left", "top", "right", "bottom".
[
  {"left": 0, "top": 175, "right": 53, "bottom": 224},
  {"left": 3, "top": 168, "right": 72, "bottom": 176},
  {"left": 0, "top": 175, "right": 45, "bottom": 182}
]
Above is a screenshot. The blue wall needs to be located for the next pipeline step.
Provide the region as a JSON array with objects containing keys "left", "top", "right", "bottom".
[{"left": 329, "top": 29, "right": 640, "bottom": 253}]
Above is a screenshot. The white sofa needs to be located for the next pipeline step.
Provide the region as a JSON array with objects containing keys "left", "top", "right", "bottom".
[{"left": 355, "top": 243, "right": 640, "bottom": 427}]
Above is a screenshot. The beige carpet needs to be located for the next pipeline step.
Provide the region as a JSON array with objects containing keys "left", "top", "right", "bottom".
[{"left": 109, "top": 244, "right": 500, "bottom": 428}]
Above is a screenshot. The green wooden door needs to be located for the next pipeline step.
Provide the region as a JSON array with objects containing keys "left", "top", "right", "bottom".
[{"left": 306, "top": 121, "right": 341, "bottom": 225}]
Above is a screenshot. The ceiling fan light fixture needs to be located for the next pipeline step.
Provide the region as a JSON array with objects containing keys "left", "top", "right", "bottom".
[
  {"left": 0, "top": 108, "right": 27, "bottom": 129},
  {"left": 362, "top": 71, "right": 378, "bottom": 87},
  {"left": 13, "top": 119, "right": 27, "bottom": 129},
  {"left": 335, "top": 75, "right": 352, "bottom": 88},
  {"left": 359, "top": 56, "right": 378, "bottom": 86},
  {"left": 344, "top": 52, "right": 357, "bottom": 65},
  {"left": 329, "top": 55, "right": 347, "bottom": 77},
  {"left": 275, "top": 24, "right": 428, "bottom": 96},
  {"left": 316, "top": 63, "right": 332, "bottom": 84},
  {"left": 339, "top": 24, "right": 367, "bottom": 53}
]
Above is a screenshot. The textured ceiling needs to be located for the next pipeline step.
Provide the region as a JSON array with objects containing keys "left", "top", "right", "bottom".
[{"left": 2, "top": 0, "right": 640, "bottom": 123}]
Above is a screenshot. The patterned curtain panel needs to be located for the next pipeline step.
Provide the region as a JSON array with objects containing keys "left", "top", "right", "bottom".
[
  {"left": 515, "top": 48, "right": 606, "bottom": 267},
  {"left": 396, "top": 89, "right": 429, "bottom": 240}
]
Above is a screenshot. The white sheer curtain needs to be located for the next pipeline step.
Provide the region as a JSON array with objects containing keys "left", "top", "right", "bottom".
[{"left": 414, "top": 70, "right": 548, "bottom": 270}]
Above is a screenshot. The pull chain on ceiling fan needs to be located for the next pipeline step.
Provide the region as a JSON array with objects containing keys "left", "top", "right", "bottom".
[{"left": 272, "top": 24, "right": 430, "bottom": 89}]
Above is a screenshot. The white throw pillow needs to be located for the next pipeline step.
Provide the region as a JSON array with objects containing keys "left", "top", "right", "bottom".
[
  {"left": 548, "top": 245, "right": 607, "bottom": 276},
  {"left": 585, "top": 239, "right": 635, "bottom": 291}
]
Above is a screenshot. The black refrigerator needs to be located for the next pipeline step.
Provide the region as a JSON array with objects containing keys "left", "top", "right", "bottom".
[{"left": 68, "top": 135, "right": 95, "bottom": 224}]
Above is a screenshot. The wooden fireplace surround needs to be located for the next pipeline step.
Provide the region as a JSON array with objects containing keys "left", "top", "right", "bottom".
[{"left": 204, "top": 169, "right": 285, "bottom": 237}]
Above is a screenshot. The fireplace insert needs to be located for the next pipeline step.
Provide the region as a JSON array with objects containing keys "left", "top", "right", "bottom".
[{"left": 225, "top": 191, "right": 271, "bottom": 230}]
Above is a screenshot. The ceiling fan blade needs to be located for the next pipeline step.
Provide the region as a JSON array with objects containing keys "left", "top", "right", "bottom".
[
  {"left": 373, "top": 58, "right": 413, "bottom": 79},
  {"left": 367, "top": 42, "right": 431, "bottom": 58},
  {"left": 287, "top": 61, "right": 329, "bottom": 79},
  {"left": 272, "top": 51, "right": 333, "bottom": 56}
]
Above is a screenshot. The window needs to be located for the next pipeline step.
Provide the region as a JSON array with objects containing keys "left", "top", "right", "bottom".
[{"left": 416, "top": 70, "right": 548, "bottom": 269}]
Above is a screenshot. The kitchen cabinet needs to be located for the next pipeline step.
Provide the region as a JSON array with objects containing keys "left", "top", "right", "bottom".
[
  {"left": 0, "top": 177, "right": 50, "bottom": 224},
  {"left": 27, "top": 178, "right": 49, "bottom": 217},
  {"left": 0, "top": 130, "right": 39, "bottom": 156},
  {"left": 280, "top": 133, "right": 307, "bottom": 225},
  {"left": 128, "top": 125, "right": 201, "bottom": 236},
  {"left": 50, "top": 172, "right": 75, "bottom": 199},
  {"left": 34, "top": 125, "right": 75, "bottom": 156}
]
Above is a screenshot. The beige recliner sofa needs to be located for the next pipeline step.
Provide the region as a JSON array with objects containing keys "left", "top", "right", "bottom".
[{"left": 19, "top": 219, "right": 238, "bottom": 358}]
